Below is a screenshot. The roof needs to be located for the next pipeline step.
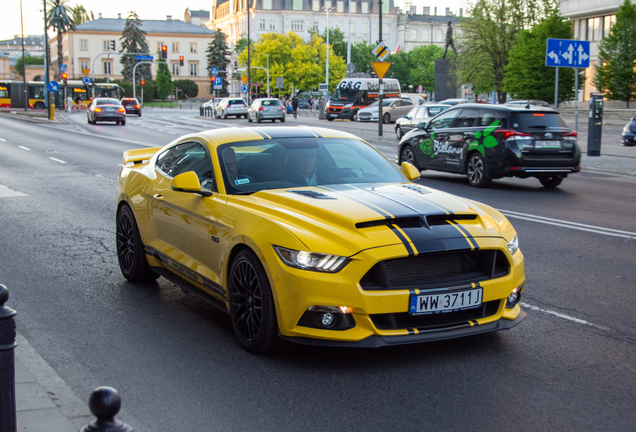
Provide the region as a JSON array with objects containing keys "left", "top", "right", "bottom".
[
  {"left": 74, "top": 18, "right": 215, "bottom": 35},
  {"left": 0, "top": 36, "right": 44, "bottom": 46},
  {"left": 406, "top": 14, "right": 461, "bottom": 23}
]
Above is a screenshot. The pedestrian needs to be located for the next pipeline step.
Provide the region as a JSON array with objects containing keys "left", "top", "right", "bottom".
[
  {"left": 308, "top": 97, "right": 313, "bottom": 110},
  {"left": 66, "top": 94, "right": 73, "bottom": 112},
  {"left": 292, "top": 94, "right": 299, "bottom": 119}
]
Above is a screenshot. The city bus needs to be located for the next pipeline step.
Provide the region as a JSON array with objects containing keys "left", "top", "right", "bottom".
[
  {"left": 325, "top": 78, "right": 401, "bottom": 121},
  {"left": 0, "top": 80, "right": 46, "bottom": 109},
  {"left": 0, "top": 80, "right": 121, "bottom": 109}
]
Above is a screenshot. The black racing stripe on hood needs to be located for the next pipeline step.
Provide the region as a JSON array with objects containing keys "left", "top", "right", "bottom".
[
  {"left": 318, "top": 185, "right": 393, "bottom": 219},
  {"left": 449, "top": 222, "right": 479, "bottom": 249},
  {"left": 399, "top": 225, "right": 474, "bottom": 253},
  {"left": 390, "top": 225, "right": 414, "bottom": 256}
]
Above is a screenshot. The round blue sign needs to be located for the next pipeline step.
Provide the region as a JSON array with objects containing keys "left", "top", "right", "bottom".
[
  {"left": 241, "top": 84, "right": 248, "bottom": 93},
  {"left": 47, "top": 81, "right": 59, "bottom": 93}
]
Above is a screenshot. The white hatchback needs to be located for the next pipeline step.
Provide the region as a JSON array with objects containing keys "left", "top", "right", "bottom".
[{"left": 215, "top": 98, "right": 249, "bottom": 119}]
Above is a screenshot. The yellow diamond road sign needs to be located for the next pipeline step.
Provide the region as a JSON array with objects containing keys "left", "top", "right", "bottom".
[
  {"left": 372, "top": 42, "right": 389, "bottom": 61},
  {"left": 371, "top": 62, "right": 391, "bottom": 79},
  {"left": 82, "top": 68, "right": 90, "bottom": 76}
]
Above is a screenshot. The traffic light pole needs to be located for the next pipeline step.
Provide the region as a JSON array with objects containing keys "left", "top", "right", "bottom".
[
  {"left": 378, "top": 0, "right": 383, "bottom": 137},
  {"left": 133, "top": 61, "right": 153, "bottom": 101}
]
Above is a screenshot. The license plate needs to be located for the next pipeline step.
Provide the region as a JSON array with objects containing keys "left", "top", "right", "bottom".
[
  {"left": 535, "top": 140, "right": 561, "bottom": 149},
  {"left": 409, "top": 288, "right": 482, "bottom": 315},
  {"left": 329, "top": 114, "right": 337, "bottom": 117}
]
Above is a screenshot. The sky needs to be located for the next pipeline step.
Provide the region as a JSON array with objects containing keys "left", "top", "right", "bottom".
[{"left": 3, "top": 0, "right": 469, "bottom": 42}]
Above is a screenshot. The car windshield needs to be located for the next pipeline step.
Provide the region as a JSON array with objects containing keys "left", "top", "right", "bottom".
[
  {"left": 261, "top": 99, "right": 280, "bottom": 107},
  {"left": 96, "top": 98, "right": 121, "bottom": 105},
  {"left": 121, "top": 100, "right": 137, "bottom": 105},
  {"left": 428, "top": 105, "right": 450, "bottom": 116},
  {"left": 331, "top": 87, "right": 357, "bottom": 103},
  {"left": 229, "top": 99, "right": 245, "bottom": 105},
  {"left": 217, "top": 138, "right": 406, "bottom": 194},
  {"left": 512, "top": 112, "right": 570, "bottom": 131}
]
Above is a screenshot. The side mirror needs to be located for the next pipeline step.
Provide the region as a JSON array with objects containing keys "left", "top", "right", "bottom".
[
  {"left": 171, "top": 171, "right": 211, "bottom": 197},
  {"left": 400, "top": 161, "right": 421, "bottom": 181},
  {"left": 416, "top": 121, "right": 428, "bottom": 130}
]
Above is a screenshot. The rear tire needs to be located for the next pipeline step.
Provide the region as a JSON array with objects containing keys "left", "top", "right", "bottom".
[
  {"left": 466, "top": 153, "right": 491, "bottom": 187},
  {"left": 248, "top": 115, "right": 252, "bottom": 123},
  {"left": 257, "top": 117, "right": 262, "bottom": 123},
  {"left": 138, "top": 112, "right": 142, "bottom": 117},
  {"left": 396, "top": 125, "right": 404, "bottom": 140},
  {"left": 34, "top": 101, "right": 45, "bottom": 110},
  {"left": 116, "top": 204, "right": 160, "bottom": 282},
  {"left": 280, "top": 117, "right": 285, "bottom": 123},
  {"left": 121, "top": 119, "right": 126, "bottom": 126},
  {"left": 383, "top": 113, "right": 391, "bottom": 124},
  {"left": 400, "top": 145, "right": 417, "bottom": 169},
  {"left": 327, "top": 117, "right": 334, "bottom": 121},
  {"left": 539, "top": 176, "right": 563, "bottom": 188}
]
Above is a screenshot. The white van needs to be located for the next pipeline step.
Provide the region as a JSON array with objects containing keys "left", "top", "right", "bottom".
[{"left": 326, "top": 78, "right": 401, "bottom": 121}]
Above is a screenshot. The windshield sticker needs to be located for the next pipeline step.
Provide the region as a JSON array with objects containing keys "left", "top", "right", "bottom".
[
  {"left": 235, "top": 178, "right": 251, "bottom": 185},
  {"left": 468, "top": 119, "right": 500, "bottom": 157}
]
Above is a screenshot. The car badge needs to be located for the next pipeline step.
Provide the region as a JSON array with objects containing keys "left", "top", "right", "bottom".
[{"left": 545, "top": 132, "right": 553, "bottom": 139}]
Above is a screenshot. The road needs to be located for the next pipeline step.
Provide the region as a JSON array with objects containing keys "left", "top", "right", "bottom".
[{"left": 0, "top": 108, "right": 635, "bottom": 431}]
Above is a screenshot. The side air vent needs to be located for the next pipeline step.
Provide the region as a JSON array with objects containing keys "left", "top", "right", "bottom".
[{"left": 425, "top": 213, "right": 477, "bottom": 226}]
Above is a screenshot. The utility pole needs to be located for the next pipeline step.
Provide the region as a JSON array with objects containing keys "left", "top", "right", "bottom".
[
  {"left": 247, "top": 2, "right": 251, "bottom": 105},
  {"left": 378, "top": 0, "right": 383, "bottom": 137},
  {"left": 43, "top": 0, "right": 52, "bottom": 119},
  {"left": 20, "top": 0, "right": 27, "bottom": 111}
]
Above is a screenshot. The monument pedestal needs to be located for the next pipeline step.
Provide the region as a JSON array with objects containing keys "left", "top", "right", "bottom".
[{"left": 434, "top": 58, "right": 460, "bottom": 101}]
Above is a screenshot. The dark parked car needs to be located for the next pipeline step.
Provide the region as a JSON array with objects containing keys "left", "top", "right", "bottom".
[
  {"left": 395, "top": 103, "right": 451, "bottom": 139},
  {"left": 622, "top": 115, "right": 636, "bottom": 146},
  {"left": 297, "top": 98, "right": 311, "bottom": 109},
  {"left": 120, "top": 98, "right": 141, "bottom": 116},
  {"left": 87, "top": 98, "right": 126, "bottom": 125},
  {"left": 397, "top": 104, "right": 581, "bottom": 188}
]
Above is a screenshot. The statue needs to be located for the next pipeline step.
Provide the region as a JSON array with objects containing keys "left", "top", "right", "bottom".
[{"left": 443, "top": 21, "right": 457, "bottom": 59}]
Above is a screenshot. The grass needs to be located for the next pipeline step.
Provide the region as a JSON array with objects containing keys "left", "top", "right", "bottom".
[{"left": 143, "top": 102, "right": 181, "bottom": 107}]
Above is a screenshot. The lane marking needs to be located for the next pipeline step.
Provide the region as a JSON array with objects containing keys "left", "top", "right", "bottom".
[
  {"left": 49, "top": 157, "right": 66, "bottom": 164},
  {"left": 521, "top": 302, "right": 610, "bottom": 331},
  {"left": 0, "top": 137, "right": 6, "bottom": 141},
  {"left": 500, "top": 209, "right": 636, "bottom": 240},
  {"left": 19, "top": 146, "right": 31, "bottom": 151},
  {"left": 0, "top": 184, "right": 28, "bottom": 197},
  {"left": 95, "top": 174, "right": 117, "bottom": 183}
]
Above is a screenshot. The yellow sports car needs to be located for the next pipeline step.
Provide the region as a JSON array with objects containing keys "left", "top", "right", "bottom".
[{"left": 116, "top": 126, "right": 526, "bottom": 352}]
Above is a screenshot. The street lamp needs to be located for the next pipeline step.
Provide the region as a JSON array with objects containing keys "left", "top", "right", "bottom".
[
  {"left": 324, "top": 6, "right": 335, "bottom": 87},
  {"left": 346, "top": 0, "right": 351, "bottom": 77},
  {"left": 265, "top": 54, "right": 269, "bottom": 97}
]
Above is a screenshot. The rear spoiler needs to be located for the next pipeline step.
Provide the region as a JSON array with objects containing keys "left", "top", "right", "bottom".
[{"left": 123, "top": 147, "right": 162, "bottom": 166}]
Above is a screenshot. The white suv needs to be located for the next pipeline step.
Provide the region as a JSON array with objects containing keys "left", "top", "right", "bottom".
[{"left": 215, "top": 98, "right": 249, "bottom": 119}]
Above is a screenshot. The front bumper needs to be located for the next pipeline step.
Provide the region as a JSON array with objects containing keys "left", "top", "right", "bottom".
[
  {"left": 326, "top": 107, "right": 355, "bottom": 120},
  {"left": 622, "top": 133, "right": 636, "bottom": 145},
  {"left": 357, "top": 113, "right": 379, "bottom": 122}
]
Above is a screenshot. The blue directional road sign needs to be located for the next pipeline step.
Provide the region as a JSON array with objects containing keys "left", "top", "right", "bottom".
[
  {"left": 241, "top": 84, "right": 248, "bottom": 93},
  {"left": 47, "top": 81, "right": 59, "bottom": 93},
  {"left": 135, "top": 55, "right": 153, "bottom": 61},
  {"left": 214, "top": 76, "right": 223, "bottom": 89},
  {"left": 59, "top": 64, "right": 67, "bottom": 72},
  {"left": 82, "top": 76, "right": 92, "bottom": 86},
  {"left": 546, "top": 39, "right": 590, "bottom": 68},
  {"left": 211, "top": 67, "right": 219, "bottom": 75}
]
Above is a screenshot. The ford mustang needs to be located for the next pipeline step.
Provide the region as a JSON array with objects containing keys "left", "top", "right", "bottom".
[{"left": 116, "top": 126, "right": 526, "bottom": 352}]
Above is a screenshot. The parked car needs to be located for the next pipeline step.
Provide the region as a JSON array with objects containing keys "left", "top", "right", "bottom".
[
  {"left": 622, "top": 115, "right": 636, "bottom": 146},
  {"left": 356, "top": 98, "right": 414, "bottom": 123},
  {"left": 401, "top": 93, "right": 426, "bottom": 106},
  {"left": 436, "top": 98, "right": 470, "bottom": 106},
  {"left": 87, "top": 98, "right": 126, "bottom": 125},
  {"left": 247, "top": 98, "right": 286, "bottom": 123},
  {"left": 116, "top": 126, "right": 526, "bottom": 352},
  {"left": 120, "top": 98, "right": 141, "bottom": 116},
  {"left": 395, "top": 103, "right": 452, "bottom": 139},
  {"left": 397, "top": 104, "right": 581, "bottom": 188},
  {"left": 201, "top": 98, "right": 222, "bottom": 109},
  {"left": 215, "top": 98, "right": 249, "bottom": 119},
  {"left": 297, "top": 98, "right": 311, "bottom": 109},
  {"left": 504, "top": 100, "right": 550, "bottom": 108}
]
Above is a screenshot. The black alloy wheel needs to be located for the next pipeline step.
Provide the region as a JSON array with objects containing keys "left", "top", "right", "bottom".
[
  {"left": 396, "top": 125, "right": 403, "bottom": 139},
  {"left": 400, "top": 144, "right": 417, "bottom": 168},
  {"left": 539, "top": 176, "right": 563, "bottom": 188},
  {"left": 467, "top": 153, "right": 491, "bottom": 187},
  {"left": 229, "top": 249, "right": 279, "bottom": 353},
  {"left": 383, "top": 113, "right": 391, "bottom": 124},
  {"left": 116, "top": 204, "right": 159, "bottom": 282}
]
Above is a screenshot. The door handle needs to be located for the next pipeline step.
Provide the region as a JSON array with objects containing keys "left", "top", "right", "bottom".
[{"left": 153, "top": 194, "right": 164, "bottom": 200}]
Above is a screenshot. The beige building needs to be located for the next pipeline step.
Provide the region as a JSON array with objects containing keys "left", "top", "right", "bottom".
[
  {"left": 560, "top": 0, "right": 619, "bottom": 100},
  {"left": 0, "top": 36, "right": 46, "bottom": 80},
  {"left": 48, "top": 15, "right": 216, "bottom": 97}
]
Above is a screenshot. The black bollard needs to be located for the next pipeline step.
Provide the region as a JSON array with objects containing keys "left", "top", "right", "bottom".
[
  {"left": 80, "top": 387, "right": 133, "bottom": 432},
  {"left": 0, "top": 284, "right": 17, "bottom": 432}
]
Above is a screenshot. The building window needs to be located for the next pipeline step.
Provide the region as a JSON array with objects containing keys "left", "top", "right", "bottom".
[
  {"left": 337, "top": 1, "right": 344, "bottom": 12},
  {"left": 292, "top": 20, "right": 304, "bottom": 31},
  {"left": 80, "top": 39, "right": 87, "bottom": 51},
  {"left": 362, "top": 21, "right": 368, "bottom": 34},
  {"left": 103, "top": 61, "right": 111, "bottom": 75},
  {"left": 312, "top": 0, "right": 320, "bottom": 11},
  {"left": 80, "top": 60, "right": 89, "bottom": 70},
  {"left": 361, "top": 2, "right": 368, "bottom": 13},
  {"left": 263, "top": 0, "right": 272, "bottom": 9},
  {"left": 270, "top": 19, "right": 276, "bottom": 30},
  {"left": 422, "top": 30, "right": 429, "bottom": 42},
  {"left": 382, "top": 23, "right": 388, "bottom": 35},
  {"left": 311, "top": 21, "right": 319, "bottom": 31},
  {"left": 190, "top": 43, "right": 197, "bottom": 53},
  {"left": 410, "top": 30, "right": 416, "bottom": 40},
  {"left": 350, "top": 21, "right": 355, "bottom": 33},
  {"left": 586, "top": 17, "right": 600, "bottom": 41},
  {"left": 325, "top": 1, "right": 332, "bottom": 8},
  {"left": 171, "top": 62, "right": 180, "bottom": 76},
  {"left": 190, "top": 63, "right": 197, "bottom": 76},
  {"left": 172, "top": 42, "right": 179, "bottom": 53},
  {"left": 103, "top": 40, "right": 110, "bottom": 51},
  {"left": 338, "top": 21, "right": 345, "bottom": 32},
  {"left": 382, "top": 1, "right": 389, "bottom": 14},
  {"left": 260, "top": 19, "right": 266, "bottom": 29},
  {"left": 350, "top": 2, "right": 356, "bottom": 13},
  {"left": 603, "top": 15, "right": 616, "bottom": 38},
  {"left": 157, "top": 41, "right": 164, "bottom": 51},
  {"left": 293, "top": 0, "right": 302, "bottom": 10},
  {"left": 436, "top": 30, "right": 443, "bottom": 42}
]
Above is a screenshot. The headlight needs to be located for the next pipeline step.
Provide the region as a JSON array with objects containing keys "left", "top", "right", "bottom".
[
  {"left": 507, "top": 235, "right": 519, "bottom": 256},
  {"left": 274, "top": 246, "right": 350, "bottom": 273},
  {"left": 623, "top": 125, "right": 630, "bottom": 134}
]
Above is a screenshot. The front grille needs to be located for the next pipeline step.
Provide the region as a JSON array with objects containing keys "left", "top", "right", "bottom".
[
  {"left": 360, "top": 249, "right": 509, "bottom": 291},
  {"left": 371, "top": 300, "right": 501, "bottom": 331}
]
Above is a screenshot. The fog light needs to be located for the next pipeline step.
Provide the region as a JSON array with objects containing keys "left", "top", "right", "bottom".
[
  {"left": 508, "top": 291, "right": 519, "bottom": 304},
  {"left": 506, "top": 284, "right": 523, "bottom": 308},
  {"left": 321, "top": 313, "right": 335, "bottom": 327}
]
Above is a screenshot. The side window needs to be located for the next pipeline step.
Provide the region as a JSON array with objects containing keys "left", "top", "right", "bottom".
[
  {"left": 403, "top": 100, "right": 413, "bottom": 107},
  {"left": 415, "top": 107, "right": 427, "bottom": 119},
  {"left": 430, "top": 109, "right": 459, "bottom": 129},
  {"left": 454, "top": 109, "right": 480, "bottom": 128},
  {"left": 156, "top": 142, "right": 215, "bottom": 191},
  {"left": 476, "top": 109, "right": 508, "bottom": 128}
]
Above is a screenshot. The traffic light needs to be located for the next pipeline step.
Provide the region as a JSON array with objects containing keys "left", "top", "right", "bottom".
[
  {"left": 61, "top": 72, "right": 68, "bottom": 84},
  {"left": 141, "top": 80, "right": 145, "bottom": 85},
  {"left": 161, "top": 45, "right": 167, "bottom": 59},
  {"left": 179, "top": 56, "right": 184, "bottom": 67},
  {"left": 110, "top": 40, "right": 116, "bottom": 51}
]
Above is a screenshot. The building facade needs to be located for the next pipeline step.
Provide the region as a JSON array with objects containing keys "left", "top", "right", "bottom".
[
  {"left": 48, "top": 16, "right": 216, "bottom": 98},
  {"left": 396, "top": 6, "right": 462, "bottom": 53},
  {"left": 560, "top": 0, "right": 619, "bottom": 101},
  {"left": 0, "top": 36, "right": 46, "bottom": 80}
]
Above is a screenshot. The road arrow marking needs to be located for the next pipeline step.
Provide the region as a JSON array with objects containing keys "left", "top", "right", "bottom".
[{"left": 548, "top": 51, "right": 559, "bottom": 64}]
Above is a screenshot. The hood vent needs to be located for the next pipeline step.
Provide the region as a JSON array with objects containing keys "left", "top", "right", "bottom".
[
  {"left": 356, "top": 214, "right": 477, "bottom": 230},
  {"left": 426, "top": 213, "right": 477, "bottom": 226},
  {"left": 287, "top": 190, "right": 336, "bottom": 199}
]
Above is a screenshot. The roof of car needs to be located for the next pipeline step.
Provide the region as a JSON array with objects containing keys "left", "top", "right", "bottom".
[
  {"left": 444, "top": 103, "right": 556, "bottom": 113},
  {"left": 192, "top": 126, "right": 361, "bottom": 147}
]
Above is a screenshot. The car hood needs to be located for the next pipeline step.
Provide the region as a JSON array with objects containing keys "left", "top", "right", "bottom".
[{"left": 235, "top": 183, "right": 515, "bottom": 256}]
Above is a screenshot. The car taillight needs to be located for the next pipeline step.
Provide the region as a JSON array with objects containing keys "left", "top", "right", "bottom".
[
  {"left": 563, "top": 131, "right": 577, "bottom": 137},
  {"left": 281, "top": 106, "right": 285, "bottom": 111},
  {"left": 135, "top": 105, "right": 140, "bottom": 109},
  {"left": 95, "top": 108, "right": 102, "bottom": 112},
  {"left": 493, "top": 129, "right": 532, "bottom": 140},
  {"left": 259, "top": 107, "right": 264, "bottom": 111},
  {"left": 118, "top": 108, "right": 125, "bottom": 113}
]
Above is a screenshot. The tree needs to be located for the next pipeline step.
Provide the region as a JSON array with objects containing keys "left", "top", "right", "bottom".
[
  {"left": 155, "top": 54, "right": 173, "bottom": 100},
  {"left": 407, "top": 45, "right": 445, "bottom": 93},
  {"left": 594, "top": 0, "right": 636, "bottom": 107},
  {"left": 457, "top": 0, "right": 558, "bottom": 102},
  {"left": 15, "top": 55, "right": 45, "bottom": 77},
  {"left": 234, "top": 36, "right": 252, "bottom": 54},
  {"left": 504, "top": 14, "right": 581, "bottom": 103},
  {"left": 119, "top": 12, "right": 151, "bottom": 84},
  {"left": 173, "top": 79, "right": 199, "bottom": 98},
  {"left": 47, "top": 0, "right": 76, "bottom": 81},
  {"left": 350, "top": 41, "right": 376, "bottom": 76},
  {"left": 72, "top": 4, "right": 93, "bottom": 24},
  {"left": 309, "top": 27, "right": 347, "bottom": 58},
  {"left": 206, "top": 31, "right": 231, "bottom": 96}
]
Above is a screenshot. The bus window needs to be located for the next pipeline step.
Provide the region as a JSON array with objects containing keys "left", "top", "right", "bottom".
[
  {"left": 28, "top": 85, "right": 45, "bottom": 99},
  {"left": 0, "top": 85, "right": 9, "bottom": 98}
]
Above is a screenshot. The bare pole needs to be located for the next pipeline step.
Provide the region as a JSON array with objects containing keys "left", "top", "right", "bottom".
[
  {"left": 378, "top": 0, "right": 383, "bottom": 137},
  {"left": 43, "top": 0, "right": 51, "bottom": 119},
  {"left": 20, "top": 0, "right": 27, "bottom": 111},
  {"left": 247, "top": 0, "right": 251, "bottom": 104}
]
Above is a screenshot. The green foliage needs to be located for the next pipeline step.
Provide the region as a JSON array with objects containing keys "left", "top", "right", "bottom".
[
  {"left": 15, "top": 55, "right": 45, "bottom": 77},
  {"left": 72, "top": 4, "right": 93, "bottom": 24},
  {"left": 113, "top": 80, "right": 133, "bottom": 98},
  {"left": 594, "top": 0, "right": 636, "bottom": 107},
  {"left": 309, "top": 27, "right": 347, "bottom": 58},
  {"left": 47, "top": 0, "right": 76, "bottom": 80},
  {"left": 504, "top": 15, "right": 580, "bottom": 103},
  {"left": 234, "top": 37, "right": 252, "bottom": 54},
  {"left": 457, "top": 0, "right": 558, "bottom": 102},
  {"left": 173, "top": 79, "right": 199, "bottom": 98},
  {"left": 384, "top": 45, "right": 445, "bottom": 93},
  {"left": 350, "top": 41, "right": 376, "bottom": 75},
  {"left": 155, "top": 56, "right": 173, "bottom": 100},
  {"left": 206, "top": 31, "right": 232, "bottom": 96},
  {"left": 119, "top": 12, "right": 152, "bottom": 83}
]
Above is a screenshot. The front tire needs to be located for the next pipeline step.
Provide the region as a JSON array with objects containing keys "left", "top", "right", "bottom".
[
  {"left": 116, "top": 204, "right": 159, "bottom": 282},
  {"left": 229, "top": 249, "right": 279, "bottom": 353},
  {"left": 400, "top": 144, "right": 417, "bottom": 169},
  {"left": 466, "top": 153, "right": 491, "bottom": 187},
  {"left": 383, "top": 113, "right": 391, "bottom": 124},
  {"left": 396, "top": 125, "right": 403, "bottom": 140},
  {"left": 539, "top": 176, "right": 563, "bottom": 188}
]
